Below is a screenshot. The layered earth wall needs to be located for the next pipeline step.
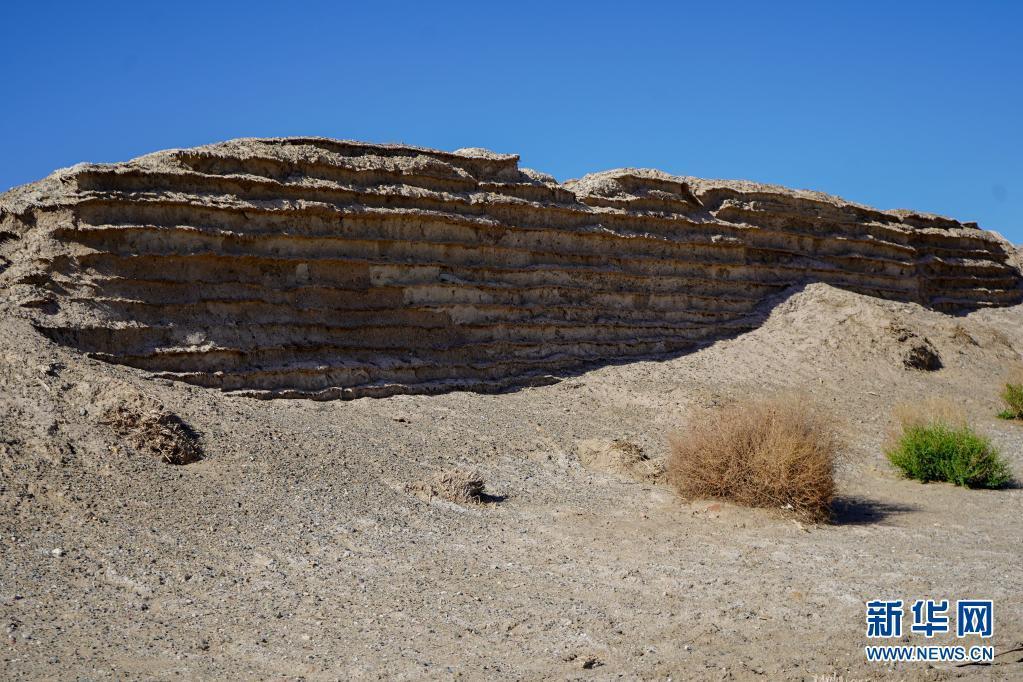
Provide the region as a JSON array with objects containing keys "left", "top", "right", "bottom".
[{"left": 1, "top": 137, "right": 1020, "bottom": 399}]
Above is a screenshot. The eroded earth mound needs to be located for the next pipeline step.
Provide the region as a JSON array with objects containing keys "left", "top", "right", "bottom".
[{"left": 1, "top": 138, "right": 1020, "bottom": 399}]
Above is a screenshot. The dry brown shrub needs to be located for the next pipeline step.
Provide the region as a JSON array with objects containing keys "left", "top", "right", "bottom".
[
  {"left": 101, "top": 399, "right": 202, "bottom": 465},
  {"left": 407, "top": 468, "right": 487, "bottom": 505},
  {"left": 667, "top": 396, "right": 837, "bottom": 523}
]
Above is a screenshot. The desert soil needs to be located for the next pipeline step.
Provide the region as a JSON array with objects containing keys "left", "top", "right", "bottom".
[{"left": 1, "top": 283, "right": 1022, "bottom": 680}]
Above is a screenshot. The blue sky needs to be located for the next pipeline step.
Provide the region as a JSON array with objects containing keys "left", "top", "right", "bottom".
[{"left": 2, "top": 1, "right": 1021, "bottom": 243}]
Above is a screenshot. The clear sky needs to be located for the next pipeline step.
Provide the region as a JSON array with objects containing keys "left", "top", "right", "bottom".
[{"left": 2, "top": 1, "right": 1021, "bottom": 243}]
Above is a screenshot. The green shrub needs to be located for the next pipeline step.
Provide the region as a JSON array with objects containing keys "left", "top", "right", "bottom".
[
  {"left": 886, "top": 423, "right": 1012, "bottom": 488},
  {"left": 997, "top": 380, "right": 1023, "bottom": 420}
]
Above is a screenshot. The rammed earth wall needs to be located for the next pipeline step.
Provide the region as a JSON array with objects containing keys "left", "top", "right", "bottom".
[{"left": 1, "top": 138, "right": 1020, "bottom": 398}]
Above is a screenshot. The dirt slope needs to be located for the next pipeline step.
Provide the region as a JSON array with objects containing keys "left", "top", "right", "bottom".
[{"left": 2, "top": 282, "right": 1021, "bottom": 680}]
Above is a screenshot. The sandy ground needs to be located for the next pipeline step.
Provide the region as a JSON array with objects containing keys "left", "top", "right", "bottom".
[{"left": 1, "top": 283, "right": 1022, "bottom": 680}]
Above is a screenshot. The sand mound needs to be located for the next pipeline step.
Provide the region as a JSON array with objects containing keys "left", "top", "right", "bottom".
[
  {"left": 721, "top": 282, "right": 1017, "bottom": 373},
  {"left": 577, "top": 438, "right": 663, "bottom": 481}
]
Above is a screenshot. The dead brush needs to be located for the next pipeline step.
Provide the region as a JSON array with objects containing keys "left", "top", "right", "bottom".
[
  {"left": 101, "top": 401, "right": 202, "bottom": 465},
  {"left": 407, "top": 468, "right": 487, "bottom": 505},
  {"left": 667, "top": 395, "right": 837, "bottom": 523}
]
